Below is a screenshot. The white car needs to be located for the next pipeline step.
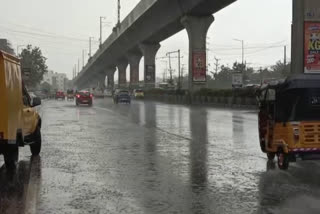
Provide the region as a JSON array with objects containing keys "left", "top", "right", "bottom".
[{"left": 104, "top": 89, "right": 113, "bottom": 97}]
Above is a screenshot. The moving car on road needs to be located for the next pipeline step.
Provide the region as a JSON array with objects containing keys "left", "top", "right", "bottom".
[
  {"left": 257, "top": 74, "right": 320, "bottom": 170},
  {"left": 76, "top": 91, "right": 93, "bottom": 106},
  {"left": 0, "top": 51, "right": 42, "bottom": 169},
  {"left": 66, "top": 89, "right": 75, "bottom": 100},
  {"left": 133, "top": 89, "right": 144, "bottom": 99},
  {"left": 55, "top": 91, "right": 65, "bottom": 100},
  {"left": 113, "top": 89, "right": 131, "bottom": 104}
]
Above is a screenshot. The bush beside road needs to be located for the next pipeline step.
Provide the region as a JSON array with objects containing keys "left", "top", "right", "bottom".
[{"left": 144, "top": 88, "right": 258, "bottom": 108}]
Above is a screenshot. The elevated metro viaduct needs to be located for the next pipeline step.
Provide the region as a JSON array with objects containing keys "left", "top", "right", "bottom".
[{"left": 73, "top": 0, "right": 237, "bottom": 91}]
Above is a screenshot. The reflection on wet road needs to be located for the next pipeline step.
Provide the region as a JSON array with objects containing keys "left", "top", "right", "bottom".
[{"left": 1, "top": 98, "right": 320, "bottom": 213}]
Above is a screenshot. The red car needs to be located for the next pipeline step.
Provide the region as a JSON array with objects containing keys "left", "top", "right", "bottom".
[
  {"left": 76, "top": 91, "right": 93, "bottom": 106},
  {"left": 55, "top": 91, "right": 65, "bottom": 100}
]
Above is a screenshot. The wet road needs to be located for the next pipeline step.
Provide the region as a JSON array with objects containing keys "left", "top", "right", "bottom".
[{"left": 1, "top": 98, "right": 320, "bottom": 214}]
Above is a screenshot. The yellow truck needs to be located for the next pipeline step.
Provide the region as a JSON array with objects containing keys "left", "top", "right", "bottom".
[{"left": 0, "top": 51, "right": 42, "bottom": 169}]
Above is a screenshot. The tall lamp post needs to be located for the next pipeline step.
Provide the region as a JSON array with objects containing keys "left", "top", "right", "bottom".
[
  {"left": 233, "top": 39, "right": 244, "bottom": 65},
  {"left": 89, "top": 37, "right": 94, "bottom": 58},
  {"left": 100, "top": 16, "right": 106, "bottom": 46},
  {"left": 117, "top": 0, "right": 121, "bottom": 25}
]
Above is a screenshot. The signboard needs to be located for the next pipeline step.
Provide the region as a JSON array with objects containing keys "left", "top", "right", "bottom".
[
  {"left": 305, "top": 0, "right": 320, "bottom": 21},
  {"left": 145, "top": 65, "right": 155, "bottom": 83},
  {"left": 304, "top": 22, "right": 320, "bottom": 73},
  {"left": 232, "top": 73, "right": 243, "bottom": 88},
  {"left": 192, "top": 51, "right": 206, "bottom": 82}
]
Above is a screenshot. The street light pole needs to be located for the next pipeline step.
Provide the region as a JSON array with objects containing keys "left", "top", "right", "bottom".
[
  {"left": 117, "top": 0, "right": 121, "bottom": 25},
  {"left": 100, "top": 16, "right": 106, "bottom": 46},
  {"left": 89, "top": 37, "right": 94, "bottom": 58},
  {"left": 82, "top": 50, "right": 85, "bottom": 68},
  {"left": 234, "top": 39, "right": 244, "bottom": 65},
  {"left": 78, "top": 59, "right": 80, "bottom": 75}
]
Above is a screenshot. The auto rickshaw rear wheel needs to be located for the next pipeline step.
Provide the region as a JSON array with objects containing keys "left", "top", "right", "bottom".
[
  {"left": 30, "top": 126, "right": 41, "bottom": 156},
  {"left": 277, "top": 152, "right": 289, "bottom": 170},
  {"left": 267, "top": 152, "right": 275, "bottom": 161},
  {"left": 4, "top": 146, "right": 18, "bottom": 170}
]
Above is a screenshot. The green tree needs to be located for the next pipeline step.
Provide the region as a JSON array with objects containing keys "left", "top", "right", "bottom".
[
  {"left": 20, "top": 45, "right": 48, "bottom": 87},
  {"left": 40, "top": 82, "right": 52, "bottom": 94},
  {"left": 271, "top": 61, "right": 291, "bottom": 78}
]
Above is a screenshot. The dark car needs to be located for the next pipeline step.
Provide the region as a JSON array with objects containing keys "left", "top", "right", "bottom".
[
  {"left": 76, "top": 91, "right": 93, "bottom": 106},
  {"left": 113, "top": 90, "right": 131, "bottom": 104},
  {"left": 55, "top": 91, "right": 65, "bottom": 100}
]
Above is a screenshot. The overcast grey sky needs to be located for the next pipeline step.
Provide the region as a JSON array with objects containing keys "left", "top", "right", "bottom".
[{"left": 0, "top": 0, "right": 292, "bottom": 80}]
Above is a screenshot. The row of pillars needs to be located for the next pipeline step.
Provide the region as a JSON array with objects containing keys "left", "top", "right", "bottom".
[{"left": 92, "top": 15, "right": 214, "bottom": 92}]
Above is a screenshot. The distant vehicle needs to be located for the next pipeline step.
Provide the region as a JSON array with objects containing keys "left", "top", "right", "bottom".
[
  {"left": 104, "top": 89, "right": 113, "bottom": 97},
  {"left": 113, "top": 90, "right": 131, "bottom": 104},
  {"left": 66, "top": 89, "right": 75, "bottom": 100},
  {"left": 76, "top": 91, "right": 93, "bottom": 106},
  {"left": 244, "top": 84, "right": 260, "bottom": 89},
  {"left": 55, "top": 91, "right": 65, "bottom": 100},
  {"left": 133, "top": 89, "right": 144, "bottom": 98},
  {"left": 257, "top": 74, "right": 320, "bottom": 170},
  {"left": 92, "top": 88, "right": 104, "bottom": 98},
  {"left": 0, "top": 51, "right": 42, "bottom": 169}
]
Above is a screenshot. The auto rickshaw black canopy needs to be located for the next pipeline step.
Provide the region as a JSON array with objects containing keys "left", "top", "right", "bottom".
[
  {"left": 258, "top": 74, "right": 320, "bottom": 122},
  {"left": 278, "top": 74, "right": 320, "bottom": 91}
]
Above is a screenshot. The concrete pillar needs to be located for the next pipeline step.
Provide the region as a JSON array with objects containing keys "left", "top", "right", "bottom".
[
  {"left": 291, "top": 0, "right": 305, "bottom": 74},
  {"left": 127, "top": 52, "right": 142, "bottom": 89},
  {"left": 117, "top": 60, "right": 128, "bottom": 88},
  {"left": 181, "top": 15, "right": 214, "bottom": 92},
  {"left": 139, "top": 43, "right": 161, "bottom": 89},
  {"left": 292, "top": 0, "right": 320, "bottom": 74},
  {"left": 97, "top": 73, "right": 106, "bottom": 90},
  {"left": 106, "top": 67, "right": 116, "bottom": 90}
]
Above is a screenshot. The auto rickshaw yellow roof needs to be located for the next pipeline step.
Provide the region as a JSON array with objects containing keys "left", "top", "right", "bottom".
[{"left": 0, "top": 50, "right": 20, "bottom": 65}]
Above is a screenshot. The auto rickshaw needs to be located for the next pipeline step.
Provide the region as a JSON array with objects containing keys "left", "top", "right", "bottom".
[{"left": 257, "top": 74, "right": 320, "bottom": 170}]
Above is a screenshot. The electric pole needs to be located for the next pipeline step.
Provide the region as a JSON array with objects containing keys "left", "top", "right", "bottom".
[
  {"left": 214, "top": 57, "right": 220, "bottom": 74},
  {"left": 178, "top": 50, "right": 181, "bottom": 89},
  {"left": 181, "top": 64, "right": 185, "bottom": 88},
  {"left": 284, "top": 45, "right": 287, "bottom": 65},
  {"left": 100, "top": 17, "right": 106, "bottom": 46},
  {"left": 168, "top": 54, "right": 173, "bottom": 81},
  {"left": 166, "top": 50, "right": 182, "bottom": 89}
]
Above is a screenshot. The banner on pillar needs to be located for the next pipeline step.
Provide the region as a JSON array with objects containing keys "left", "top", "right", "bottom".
[
  {"left": 192, "top": 51, "right": 206, "bottom": 82},
  {"left": 304, "top": 22, "right": 320, "bottom": 73},
  {"left": 145, "top": 65, "right": 155, "bottom": 83}
]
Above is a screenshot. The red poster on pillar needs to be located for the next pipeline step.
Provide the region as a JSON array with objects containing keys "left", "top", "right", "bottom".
[
  {"left": 192, "top": 51, "right": 206, "bottom": 82},
  {"left": 304, "top": 22, "right": 320, "bottom": 73}
]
